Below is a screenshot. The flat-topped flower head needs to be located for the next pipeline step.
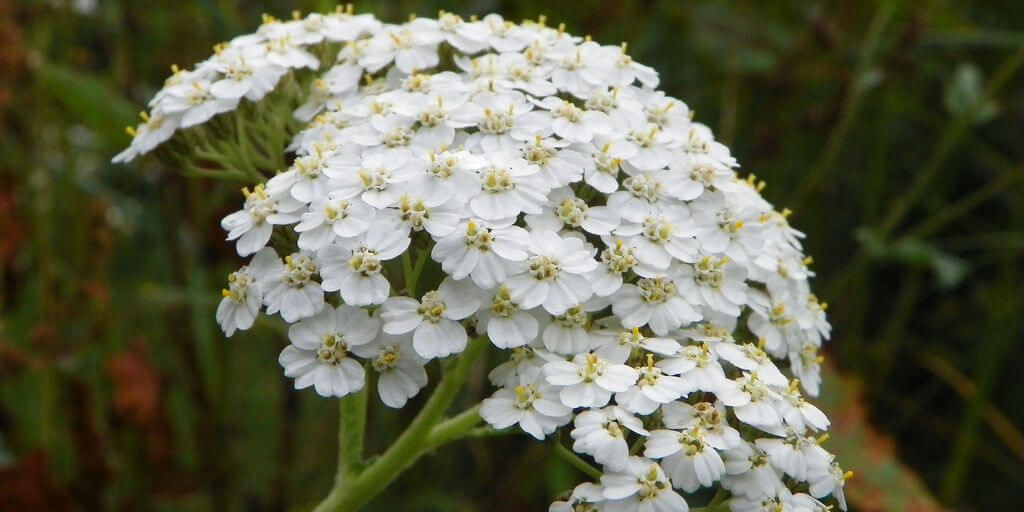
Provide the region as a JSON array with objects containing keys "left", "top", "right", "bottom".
[{"left": 117, "top": 10, "right": 842, "bottom": 511}]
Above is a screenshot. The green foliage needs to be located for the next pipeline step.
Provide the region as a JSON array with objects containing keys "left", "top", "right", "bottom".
[{"left": 2, "top": 0, "right": 1022, "bottom": 510}]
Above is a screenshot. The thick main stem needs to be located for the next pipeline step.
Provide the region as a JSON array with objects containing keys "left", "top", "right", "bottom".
[{"left": 313, "top": 336, "right": 488, "bottom": 511}]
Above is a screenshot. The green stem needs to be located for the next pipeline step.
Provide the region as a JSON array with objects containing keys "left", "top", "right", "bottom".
[
  {"left": 697, "top": 487, "right": 729, "bottom": 511},
  {"left": 401, "top": 250, "right": 415, "bottom": 293},
  {"left": 338, "top": 387, "right": 368, "bottom": 480},
  {"left": 403, "top": 248, "right": 430, "bottom": 296},
  {"left": 788, "top": 0, "right": 896, "bottom": 209},
  {"left": 877, "top": 45, "right": 1024, "bottom": 239},
  {"left": 551, "top": 441, "right": 602, "bottom": 480},
  {"left": 313, "top": 337, "right": 488, "bottom": 511},
  {"left": 426, "top": 403, "right": 482, "bottom": 449}
]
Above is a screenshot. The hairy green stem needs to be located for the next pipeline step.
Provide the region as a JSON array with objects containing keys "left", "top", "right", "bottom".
[
  {"left": 789, "top": 0, "right": 896, "bottom": 209},
  {"left": 338, "top": 388, "right": 368, "bottom": 480},
  {"left": 313, "top": 336, "right": 488, "bottom": 511}
]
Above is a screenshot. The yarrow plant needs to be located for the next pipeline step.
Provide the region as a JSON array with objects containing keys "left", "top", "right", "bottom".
[{"left": 116, "top": 7, "right": 850, "bottom": 512}]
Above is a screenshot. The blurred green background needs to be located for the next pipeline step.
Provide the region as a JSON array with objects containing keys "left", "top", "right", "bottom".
[{"left": 2, "top": 0, "right": 1022, "bottom": 510}]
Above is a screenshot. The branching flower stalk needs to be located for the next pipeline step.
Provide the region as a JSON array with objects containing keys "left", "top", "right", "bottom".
[{"left": 116, "top": 7, "right": 850, "bottom": 512}]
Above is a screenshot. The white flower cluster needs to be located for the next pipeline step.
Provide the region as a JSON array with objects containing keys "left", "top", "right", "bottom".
[{"left": 117, "top": 8, "right": 847, "bottom": 512}]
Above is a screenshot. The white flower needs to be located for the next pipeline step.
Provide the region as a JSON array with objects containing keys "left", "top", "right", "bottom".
[
  {"left": 663, "top": 154, "right": 734, "bottom": 201},
  {"left": 714, "top": 342, "right": 788, "bottom": 387},
  {"left": 465, "top": 92, "right": 549, "bottom": 152},
  {"left": 351, "top": 333, "right": 428, "bottom": 408},
  {"left": 210, "top": 49, "right": 286, "bottom": 101},
  {"left": 621, "top": 122, "right": 674, "bottom": 172},
  {"left": 755, "top": 433, "right": 831, "bottom": 482},
  {"left": 721, "top": 441, "right": 785, "bottom": 501},
  {"left": 604, "top": 43, "right": 658, "bottom": 88},
  {"left": 318, "top": 221, "right": 410, "bottom": 306},
  {"left": 656, "top": 343, "right": 728, "bottom": 394},
  {"left": 544, "top": 352, "right": 639, "bottom": 409},
  {"left": 361, "top": 25, "right": 443, "bottom": 74},
  {"left": 326, "top": 149, "right": 422, "bottom": 209},
  {"left": 435, "top": 12, "right": 490, "bottom": 53},
  {"left": 519, "top": 136, "right": 589, "bottom": 188},
  {"left": 644, "top": 429, "right": 725, "bottom": 492},
  {"left": 469, "top": 151, "right": 551, "bottom": 221},
  {"left": 549, "top": 482, "right": 607, "bottom": 512},
  {"left": 264, "top": 35, "right": 320, "bottom": 69},
  {"left": 789, "top": 343, "right": 824, "bottom": 397},
  {"left": 527, "top": 187, "right": 620, "bottom": 236},
  {"left": 221, "top": 183, "right": 305, "bottom": 256},
  {"left": 480, "top": 367, "right": 572, "bottom": 440},
  {"left": 608, "top": 173, "right": 672, "bottom": 222},
  {"left": 386, "top": 190, "right": 461, "bottom": 237},
  {"left": 593, "top": 326, "right": 681, "bottom": 362},
  {"left": 390, "top": 90, "right": 479, "bottom": 145},
  {"left": 488, "top": 346, "right": 545, "bottom": 388},
  {"left": 580, "top": 138, "right": 635, "bottom": 194},
  {"left": 380, "top": 278, "right": 480, "bottom": 359},
  {"left": 267, "top": 147, "right": 334, "bottom": 203},
  {"left": 677, "top": 256, "right": 748, "bottom": 317},
  {"left": 505, "top": 231, "right": 598, "bottom": 315},
  {"left": 477, "top": 285, "right": 540, "bottom": 349},
  {"left": 160, "top": 79, "right": 239, "bottom": 128},
  {"left": 408, "top": 148, "right": 484, "bottom": 203},
  {"left": 216, "top": 248, "right": 278, "bottom": 336},
  {"left": 717, "top": 373, "right": 785, "bottom": 432},
  {"left": 550, "top": 41, "right": 611, "bottom": 97},
  {"left": 571, "top": 406, "right": 648, "bottom": 471},
  {"left": 661, "top": 401, "right": 742, "bottom": 451},
  {"left": 532, "top": 96, "right": 611, "bottom": 143},
  {"left": 613, "top": 276, "right": 702, "bottom": 336},
  {"left": 259, "top": 251, "right": 325, "bottom": 322},
  {"left": 776, "top": 381, "right": 830, "bottom": 433},
  {"left": 615, "top": 355, "right": 690, "bottom": 415},
  {"left": 294, "top": 196, "right": 376, "bottom": 251},
  {"left": 600, "top": 456, "right": 689, "bottom": 512},
  {"left": 807, "top": 459, "right": 850, "bottom": 511},
  {"left": 540, "top": 298, "right": 610, "bottom": 355},
  {"left": 431, "top": 220, "right": 530, "bottom": 288},
  {"left": 277, "top": 305, "right": 379, "bottom": 397},
  {"left": 616, "top": 206, "right": 700, "bottom": 268},
  {"left": 480, "top": 14, "right": 531, "bottom": 52},
  {"left": 692, "top": 202, "right": 765, "bottom": 263},
  {"left": 111, "top": 111, "right": 179, "bottom": 163},
  {"left": 746, "top": 290, "right": 799, "bottom": 356},
  {"left": 590, "top": 238, "right": 640, "bottom": 297}
]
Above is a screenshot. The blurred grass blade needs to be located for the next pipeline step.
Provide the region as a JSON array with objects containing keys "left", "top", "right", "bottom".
[{"left": 34, "top": 61, "right": 136, "bottom": 147}]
